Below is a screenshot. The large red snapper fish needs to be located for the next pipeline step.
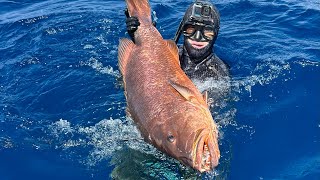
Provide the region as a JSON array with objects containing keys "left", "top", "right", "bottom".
[{"left": 118, "top": 0, "right": 220, "bottom": 172}]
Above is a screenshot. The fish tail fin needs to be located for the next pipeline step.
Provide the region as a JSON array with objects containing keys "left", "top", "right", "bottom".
[{"left": 125, "top": 0, "right": 152, "bottom": 24}]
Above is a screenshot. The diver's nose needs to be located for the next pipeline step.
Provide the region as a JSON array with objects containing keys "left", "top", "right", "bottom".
[
  {"left": 193, "top": 30, "right": 203, "bottom": 41},
  {"left": 191, "top": 30, "right": 203, "bottom": 41}
]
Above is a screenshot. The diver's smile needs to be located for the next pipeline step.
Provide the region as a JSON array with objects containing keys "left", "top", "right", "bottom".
[{"left": 188, "top": 39, "right": 209, "bottom": 49}]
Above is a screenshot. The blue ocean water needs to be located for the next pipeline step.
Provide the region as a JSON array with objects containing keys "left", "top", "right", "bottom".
[{"left": 0, "top": 0, "right": 319, "bottom": 179}]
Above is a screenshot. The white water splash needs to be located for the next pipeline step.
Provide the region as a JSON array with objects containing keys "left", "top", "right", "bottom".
[
  {"left": 193, "top": 77, "right": 231, "bottom": 95},
  {"left": 50, "top": 119, "right": 74, "bottom": 136},
  {"left": 191, "top": 59, "right": 293, "bottom": 141},
  {"left": 295, "top": 59, "right": 320, "bottom": 67},
  {"left": 49, "top": 117, "right": 156, "bottom": 166},
  {"left": 0, "top": 137, "right": 15, "bottom": 149},
  {"left": 80, "top": 57, "right": 120, "bottom": 78},
  {"left": 232, "top": 60, "right": 291, "bottom": 96},
  {"left": 191, "top": 59, "right": 292, "bottom": 99}
]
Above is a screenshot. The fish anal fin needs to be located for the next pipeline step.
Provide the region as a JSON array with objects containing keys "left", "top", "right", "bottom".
[
  {"left": 165, "top": 40, "right": 180, "bottom": 66},
  {"left": 118, "top": 38, "right": 135, "bottom": 76},
  {"left": 169, "top": 80, "right": 198, "bottom": 104}
]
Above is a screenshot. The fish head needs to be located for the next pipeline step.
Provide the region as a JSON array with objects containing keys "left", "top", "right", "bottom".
[
  {"left": 181, "top": 109, "right": 220, "bottom": 173},
  {"left": 152, "top": 107, "right": 220, "bottom": 173}
]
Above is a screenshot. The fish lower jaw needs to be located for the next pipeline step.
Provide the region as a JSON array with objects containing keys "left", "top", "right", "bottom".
[
  {"left": 193, "top": 137, "right": 214, "bottom": 172},
  {"left": 194, "top": 144, "right": 212, "bottom": 172},
  {"left": 201, "top": 144, "right": 212, "bottom": 171}
]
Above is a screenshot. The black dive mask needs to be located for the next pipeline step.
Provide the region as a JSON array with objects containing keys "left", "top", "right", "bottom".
[{"left": 183, "top": 22, "right": 215, "bottom": 41}]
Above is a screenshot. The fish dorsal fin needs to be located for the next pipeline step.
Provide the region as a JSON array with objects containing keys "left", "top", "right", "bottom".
[
  {"left": 169, "top": 80, "right": 199, "bottom": 104},
  {"left": 118, "top": 38, "right": 135, "bottom": 76},
  {"left": 165, "top": 40, "right": 180, "bottom": 66}
]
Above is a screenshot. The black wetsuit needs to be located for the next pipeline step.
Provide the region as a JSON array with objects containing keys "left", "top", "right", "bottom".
[
  {"left": 178, "top": 45, "right": 230, "bottom": 80},
  {"left": 178, "top": 45, "right": 231, "bottom": 111}
]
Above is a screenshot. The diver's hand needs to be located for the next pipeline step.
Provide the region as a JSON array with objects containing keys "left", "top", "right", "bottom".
[
  {"left": 125, "top": 8, "right": 140, "bottom": 41},
  {"left": 126, "top": 17, "right": 140, "bottom": 38}
]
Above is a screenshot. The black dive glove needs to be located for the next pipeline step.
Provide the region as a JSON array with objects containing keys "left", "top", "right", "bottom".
[
  {"left": 125, "top": 9, "right": 140, "bottom": 41},
  {"left": 124, "top": 8, "right": 157, "bottom": 41}
]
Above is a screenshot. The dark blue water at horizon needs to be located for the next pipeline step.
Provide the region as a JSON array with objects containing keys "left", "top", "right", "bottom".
[{"left": 1, "top": 0, "right": 319, "bottom": 179}]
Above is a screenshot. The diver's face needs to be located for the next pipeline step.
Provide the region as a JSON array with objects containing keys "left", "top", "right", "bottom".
[{"left": 183, "top": 23, "right": 215, "bottom": 49}]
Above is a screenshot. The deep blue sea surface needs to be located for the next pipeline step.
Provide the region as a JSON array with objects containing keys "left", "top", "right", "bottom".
[{"left": 1, "top": 0, "right": 319, "bottom": 179}]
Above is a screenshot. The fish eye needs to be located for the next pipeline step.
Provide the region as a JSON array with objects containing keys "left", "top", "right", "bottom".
[{"left": 167, "top": 134, "right": 175, "bottom": 143}]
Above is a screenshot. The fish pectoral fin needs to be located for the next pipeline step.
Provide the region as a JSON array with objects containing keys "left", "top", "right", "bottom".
[
  {"left": 202, "top": 90, "right": 213, "bottom": 106},
  {"left": 118, "top": 38, "right": 135, "bottom": 76},
  {"left": 165, "top": 40, "right": 180, "bottom": 66},
  {"left": 202, "top": 90, "right": 208, "bottom": 104},
  {"left": 169, "top": 80, "right": 198, "bottom": 103}
]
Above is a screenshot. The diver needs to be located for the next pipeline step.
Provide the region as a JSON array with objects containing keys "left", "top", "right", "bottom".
[{"left": 125, "top": 0, "right": 230, "bottom": 80}]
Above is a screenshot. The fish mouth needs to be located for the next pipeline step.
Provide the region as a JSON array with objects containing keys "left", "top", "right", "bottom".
[{"left": 193, "top": 129, "right": 219, "bottom": 172}]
